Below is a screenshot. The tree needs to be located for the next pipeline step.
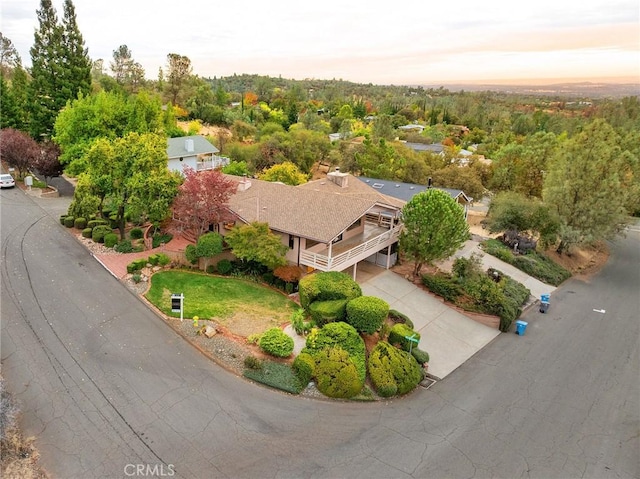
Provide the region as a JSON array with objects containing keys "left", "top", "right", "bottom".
[
  {"left": 171, "top": 167, "right": 237, "bottom": 239},
  {"left": 165, "top": 53, "right": 192, "bottom": 105},
  {"left": 0, "top": 128, "right": 39, "bottom": 177},
  {"left": 60, "top": 0, "right": 92, "bottom": 100},
  {"left": 82, "top": 132, "right": 181, "bottom": 238},
  {"left": 399, "top": 188, "right": 469, "bottom": 277},
  {"left": 33, "top": 141, "right": 63, "bottom": 185},
  {"left": 0, "top": 32, "right": 21, "bottom": 76},
  {"left": 110, "top": 45, "right": 145, "bottom": 92},
  {"left": 258, "top": 161, "right": 307, "bottom": 185},
  {"left": 543, "top": 119, "right": 635, "bottom": 254},
  {"left": 224, "top": 222, "right": 288, "bottom": 270}
]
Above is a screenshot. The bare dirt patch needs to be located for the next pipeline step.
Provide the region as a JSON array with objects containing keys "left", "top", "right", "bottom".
[{"left": 544, "top": 241, "right": 609, "bottom": 280}]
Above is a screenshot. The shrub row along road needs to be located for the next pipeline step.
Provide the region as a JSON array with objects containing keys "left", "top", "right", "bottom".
[{"left": 1, "top": 187, "right": 638, "bottom": 479}]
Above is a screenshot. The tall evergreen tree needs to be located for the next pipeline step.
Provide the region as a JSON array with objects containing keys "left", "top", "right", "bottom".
[
  {"left": 60, "top": 0, "right": 91, "bottom": 99},
  {"left": 29, "top": 0, "right": 64, "bottom": 139}
]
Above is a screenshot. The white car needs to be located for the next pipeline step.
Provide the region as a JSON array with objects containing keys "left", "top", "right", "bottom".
[{"left": 0, "top": 174, "right": 16, "bottom": 188}]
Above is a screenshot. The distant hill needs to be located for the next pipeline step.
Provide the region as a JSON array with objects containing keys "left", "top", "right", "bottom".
[{"left": 420, "top": 81, "right": 640, "bottom": 99}]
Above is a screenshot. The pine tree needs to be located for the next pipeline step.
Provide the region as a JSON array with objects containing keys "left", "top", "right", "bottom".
[{"left": 61, "top": 0, "right": 91, "bottom": 99}]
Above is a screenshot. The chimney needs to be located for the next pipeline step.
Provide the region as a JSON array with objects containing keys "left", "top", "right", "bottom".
[
  {"left": 327, "top": 167, "right": 348, "bottom": 188},
  {"left": 185, "top": 139, "right": 194, "bottom": 153},
  {"left": 237, "top": 178, "right": 252, "bottom": 192}
]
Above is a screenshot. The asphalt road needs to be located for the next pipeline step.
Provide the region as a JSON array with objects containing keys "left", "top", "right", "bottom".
[{"left": 1, "top": 187, "right": 638, "bottom": 479}]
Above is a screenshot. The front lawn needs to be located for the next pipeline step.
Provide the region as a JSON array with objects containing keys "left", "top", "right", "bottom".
[{"left": 145, "top": 271, "right": 298, "bottom": 336}]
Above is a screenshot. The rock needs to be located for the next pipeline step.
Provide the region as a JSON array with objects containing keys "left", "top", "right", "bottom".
[{"left": 204, "top": 325, "right": 217, "bottom": 338}]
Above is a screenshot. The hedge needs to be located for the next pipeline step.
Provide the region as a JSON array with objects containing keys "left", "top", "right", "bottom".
[
  {"left": 314, "top": 347, "right": 363, "bottom": 399},
  {"left": 388, "top": 323, "right": 421, "bottom": 352},
  {"left": 309, "top": 299, "right": 348, "bottom": 326},
  {"left": 259, "top": 328, "right": 294, "bottom": 358},
  {"left": 292, "top": 352, "right": 315, "bottom": 387},
  {"left": 421, "top": 273, "right": 462, "bottom": 303},
  {"left": 388, "top": 309, "right": 414, "bottom": 329},
  {"left": 87, "top": 219, "right": 109, "bottom": 229},
  {"left": 345, "top": 296, "right": 389, "bottom": 334},
  {"left": 368, "top": 341, "right": 422, "bottom": 397},
  {"left": 104, "top": 233, "right": 118, "bottom": 248},
  {"left": 129, "top": 227, "right": 144, "bottom": 239},
  {"left": 74, "top": 217, "right": 87, "bottom": 229},
  {"left": 63, "top": 216, "right": 75, "bottom": 228},
  {"left": 81, "top": 227, "right": 93, "bottom": 238},
  {"left": 92, "top": 225, "right": 113, "bottom": 243},
  {"left": 411, "top": 348, "right": 430, "bottom": 365},
  {"left": 216, "top": 259, "right": 233, "bottom": 275},
  {"left": 303, "top": 322, "right": 366, "bottom": 383},
  {"left": 298, "top": 271, "right": 362, "bottom": 311}
]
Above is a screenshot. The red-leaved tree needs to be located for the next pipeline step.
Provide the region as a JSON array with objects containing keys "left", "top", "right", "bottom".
[
  {"left": 33, "top": 141, "right": 63, "bottom": 185},
  {"left": 171, "top": 167, "right": 237, "bottom": 238},
  {"left": 0, "top": 128, "right": 39, "bottom": 177}
]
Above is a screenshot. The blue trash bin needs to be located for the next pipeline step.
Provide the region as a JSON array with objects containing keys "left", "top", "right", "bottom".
[
  {"left": 515, "top": 320, "right": 528, "bottom": 335},
  {"left": 541, "top": 293, "right": 550, "bottom": 303}
]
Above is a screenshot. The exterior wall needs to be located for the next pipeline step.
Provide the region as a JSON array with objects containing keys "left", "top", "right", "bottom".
[{"left": 168, "top": 155, "right": 197, "bottom": 173}]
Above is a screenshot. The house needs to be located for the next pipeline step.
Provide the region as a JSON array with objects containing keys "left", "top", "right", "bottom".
[
  {"left": 356, "top": 176, "right": 472, "bottom": 217},
  {"left": 167, "top": 135, "right": 230, "bottom": 174},
  {"left": 398, "top": 123, "right": 425, "bottom": 133},
  {"left": 403, "top": 142, "right": 444, "bottom": 154},
  {"left": 222, "top": 171, "right": 403, "bottom": 278}
]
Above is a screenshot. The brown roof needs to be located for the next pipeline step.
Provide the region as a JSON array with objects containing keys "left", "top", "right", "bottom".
[
  {"left": 226, "top": 175, "right": 382, "bottom": 243},
  {"left": 300, "top": 174, "right": 406, "bottom": 209}
]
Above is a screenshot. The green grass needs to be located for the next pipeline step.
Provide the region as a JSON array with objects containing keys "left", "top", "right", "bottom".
[
  {"left": 145, "top": 271, "right": 298, "bottom": 321},
  {"left": 480, "top": 239, "right": 571, "bottom": 286},
  {"left": 243, "top": 361, "right": 304, "bottom": 394}
]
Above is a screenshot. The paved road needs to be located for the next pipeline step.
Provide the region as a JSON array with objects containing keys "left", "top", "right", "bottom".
[{"left": 2, "top": 188, "right": 638, "bottom": 479}]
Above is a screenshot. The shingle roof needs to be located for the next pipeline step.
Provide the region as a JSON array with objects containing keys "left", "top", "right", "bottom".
[
  {"left": 403, "top": 142, "right": 444, "bottom": 153},
  {"left": 300, "top": 174, "right": 406, "bottom": 209},
  {"left": 356, "top": 176, "right": 470, "bottom": 204},
  {"left": 167, "top": 135, "right": 219, "bottom": 159},
  {"left": 226, "top": 175, "right": 381, "bottom": 243}
]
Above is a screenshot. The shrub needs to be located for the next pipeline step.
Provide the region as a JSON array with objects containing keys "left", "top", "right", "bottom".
[
  {"left": 244, "top": 355, "right": 262, "bottom": 370},
  {"left": 303, "top": 322, "right": 366, "bottom": 383},
  {"left": 314, "top": 347, "right": 363, "bottom": 399},
  {"left": 309, "top": 299, "right": 348, "bottom": 326},
  {"left": 246, "top": 333, "right": 261, "bottom": 345},
  {"left": 104, "top": 233, "right": 118, "bottom": 248},
  {"left": 131, "top": 273, "right": 142, "bottom": 284},
  {"left": 127, "top": 259, "right": 147, "bottom": 274},
  {"left": 411, "top": 348, "right": 430, "bottom": 365},
  {"left": 74, "top": 217, "right": 87, "bottom": 230},
  {"left": 388, "top": 309, "right": 414, "bottom": 329},
  {"left": 129, "top": 227, "right": 144, "bottom": 240},
  {"left": 421, "top": 273, "right": 462, "bottom": 302},
  {"left": 64, "top": 216, "right": 75, "bottom": 228},
  {"left": 292, "top": 352, "right": 314, "bottom": 387},
  {"left": 243, "top": 361, "right": 303, "bottom": 394},
  {"left": 273, "top": 265, "right": 302, "bottom": 283},
  {"left": 152, "top": 232, "right": 173, "bottom": 248},
  {"left": 115, "top": 239, "right": 134, "bottom": 253},
  {"left": 388, "top": 323, "right": 420, "bottom": 352},
  {"left": 81, "top": 227, "right": 93, "bottom": 238},
  {"left": 92, "top": 225, "right": 113, "bottom": 243},
  {"left": 216, "top": 259, "right": 233, "bottom": 275},
  {"left": 345, "top": 296, "right": 390, "bottom": 334},
  {"left": 298, "top": 271, "right": 362, "bottom": 311},
  {"left": 452, "top": 253, "right": 483, "bottom": 281},
  {"left": 368, "top": 341, "right": 422, "bottom": 397},
  {"left": 59, "top": 214, "right": 67, "bottom": 225},
  {"left": 147, "top": 253, "right": 160, "bottom": 266},
  {"left": 157, "top": 253, "right": 171, "bottom": 266},
  {"left": 185, "top": 244, "right": 198, "bottom": 265},
  {"left": 290, "top": 308, "right": 311, "bottom": 335},
  {"left": 206, "top": 265, "right": 215, "bottom": 274},
  {"left": 87, "top": 219, "right": 109, "bottom": 229},
  {"left": 259, "top": 328, "right": 294, "bottom": 358}
]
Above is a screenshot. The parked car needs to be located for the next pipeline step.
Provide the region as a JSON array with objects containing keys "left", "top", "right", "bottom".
[{"left": 0, "top": 174, "right": 16, "bottom": 188}]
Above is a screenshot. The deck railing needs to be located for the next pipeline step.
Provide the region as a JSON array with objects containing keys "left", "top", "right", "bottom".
[{"left": 196, "top": 156, "right": 231, "bottom": 171}]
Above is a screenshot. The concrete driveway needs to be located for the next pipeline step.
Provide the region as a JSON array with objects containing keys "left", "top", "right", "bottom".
[{"left": 356, "top": 262, "right": 500, "bottom": 379}]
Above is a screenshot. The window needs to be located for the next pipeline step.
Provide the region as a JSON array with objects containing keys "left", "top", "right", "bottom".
[
  {"left": 289, "top": 234, "right": 295, "bottom": 249},
  {"left": 332, "top": 233, "right": 343, "bottom": 244}
]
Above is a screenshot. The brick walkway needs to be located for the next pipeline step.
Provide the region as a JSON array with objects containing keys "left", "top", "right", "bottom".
[{"left": 95, "top": 234, "right": 193, "bottom": 279}]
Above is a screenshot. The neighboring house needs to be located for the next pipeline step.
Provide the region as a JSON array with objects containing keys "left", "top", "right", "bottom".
[
  {"left": 398, "top": 123, "right": 425, "bottom": 133},
  {"left": 167, "top": 135, "right": 230, "bottom": 174},
  {"left": 356, "top": 176, "right": 472, "bottom": 218},
  {"left": 402, "top": 142, "right": 444, "bottom": 154},
  {"left": 222, "top": 170, "right": 403, "bottom": 278}
]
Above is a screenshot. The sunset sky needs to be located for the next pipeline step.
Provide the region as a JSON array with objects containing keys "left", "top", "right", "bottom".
[{"left": 2, "top": 0, "right": 639, "bottom": 86}]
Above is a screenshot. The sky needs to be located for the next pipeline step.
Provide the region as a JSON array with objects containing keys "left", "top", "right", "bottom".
[{"left": 1, "top": 0, "right": 639, "bottom": 86}]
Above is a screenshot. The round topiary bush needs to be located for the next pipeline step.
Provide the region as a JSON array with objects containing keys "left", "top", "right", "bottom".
[
  {"left": 81, "top": 227, "right": 93, "bottom": 238},
  {"left": 216, "top": 259, "right": 232, "bottom": 275},
  {"left": 87, "top": 219, "right": 109, "bottom": 229},
  {"left": 129, "top": 227, "right": 144, "bottom": 239},
  {"left": 104, "top": 233, "right": 118, "bottom": 248},
  {"left": 292, "top": 352, "right": 315, "bottom": 387},
  {"left": 368, "top": 341, "right": 422, "bottom": 397},
  {"left": 258, "top": 328, "right": 294, "bottom": 358},
  {"left": 59, "top": 214, "right": 67, "bottom": 225},
  {"left": 298, "top": 271, "right": 362, "bottom": 311},
  {"left": 308, "top": 299, "right": 348, "bottom": 326},
  {"left": 64, "top": 216, "right": 75, "bottom": 228},
  {"left": 388, "top": 309, "right": 414, "bottom": 329},
  {"left": 74, "top": 217, "right": 87, "bottom": 230},
  {"left": 346, "top": 296, "right": 390, "bottom": 334},
  {"left": 314, "top": 346, "right": 363, "bottom": 399},
  {"left": 92, "top": 225, "right": 113, "bottom": 243},
  {"left": 388, "top": 323, "right": 421, "bottom": 352},
  {"left": 411, "top": 348, "right": 430, "bottom": 365}
]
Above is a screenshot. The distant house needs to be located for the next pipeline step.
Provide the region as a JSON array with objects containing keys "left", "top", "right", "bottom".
[
  {"left": 222, "top": 171, "right": 403, "bottom": 278},
  {"left": 167, "top": 135, "right": 230, "bottom": 174},
  {"left": 403, "top": 142, "right": 444, "bottom": 154},
  {"left": 356, "top": 176, "right": 472, "bottom": 217},
  {"left": 398, "top": 123, "right": 425, "bottom": 133}
]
